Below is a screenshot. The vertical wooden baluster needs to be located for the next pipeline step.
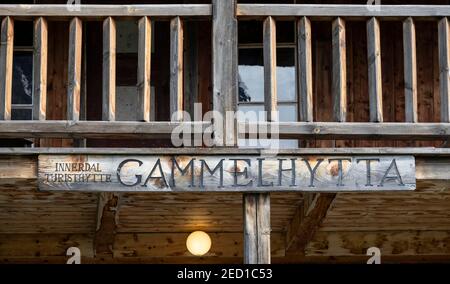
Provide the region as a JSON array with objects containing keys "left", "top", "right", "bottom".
[
  {"left": 103, "top": 17, "right": 116, "bottom": 122},
  {"left": 367, "top": 17, "right": 383, "bottom": 122},
  {"left": 263, "top": 16, "right": 277, "bottom": 122},
  {"left": 297, "top": 17, "right": 313, "bottom": 122},
  {"left": 403, "top": 17, "right": 418, "bottom": 123},
  {"left": 67, "top": 17, "right": 82, "bottom": 121},
  {"left": 33, "top": 17, "right": 48, "bottom": 121},
  {"left": 332, "top": 17, "right": 347, "bottom": 122},
  {"left": 439, "top": 17, "right": 450, "bottom": 123},
  {"left": 170, "top": 17, "right": 184, "bottom": 121},
  {"left": 138, "top": 16, "right": 152, "bottom": 122},
  {"left": 0, "top": 17, "right": 14, "bottom": 120}
]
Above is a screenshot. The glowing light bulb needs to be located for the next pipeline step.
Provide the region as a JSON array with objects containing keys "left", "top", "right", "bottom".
[{"left": 186, "top": 231, "right": 212, "bottom": 256}]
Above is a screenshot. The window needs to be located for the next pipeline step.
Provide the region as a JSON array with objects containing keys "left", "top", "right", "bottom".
[
  {"left": 12, "top": 21, "right": 34, "bottom": 120},
  {"left": 237, "top": 21, "right": 298, "bottom": 148}
]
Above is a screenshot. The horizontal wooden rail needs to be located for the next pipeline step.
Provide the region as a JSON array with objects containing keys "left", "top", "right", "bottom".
[
  {"left": 0, "top": 121, "right": 210, "bottom": 139},
  {"left": 0, "top": 4, "right": 212, "bottom": 18},
  {"left": 0, "top": 147, "right": 448, "bottom": 156},
  {"left": 237, "top": 5, "right": 450, "bottom": 19},
  {"left": 0, "top": 121, "right": 447, "bottom": 140},
  {"left": 241, "top": 122, "right": 450, "bottom": 140}
]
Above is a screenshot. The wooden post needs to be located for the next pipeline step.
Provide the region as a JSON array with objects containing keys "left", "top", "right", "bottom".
[
  {"left": 67, "top": 17, "right": 82, "bottom": 121},
  {"left": 367, "top": 17, "right": 383, "bottom": 123},
  {"left": 138, "top": 16, "right": 152, "bottom": 122},
  {"left": 212, "top": 0, "right": 238, "bottom": 146},
  {"left": 403, "top": 17, "right": 418, "bottom": 123},
  {"left": 0, "top": 17, "right": 14, "bottom": 121},
  {"left": 243, "top": 193, "right": 271, "bottom": 264},
  {"left": 263, "top": 16, "right": 277, "bottom": 122},
  {"left": 33, "top": 17, "right": 48, "bottom": 121},
  {"left": 439, "top": 17, "right": 450, "bottom": 123},
  {"left": 170, "top": 17, "right": 184, "bottom": 122},
  {"left": 297, "top": 17, "right": 313, "bottom": 122},
  {"left": 103, "top": 17, "right": 116, "bottom": 122},
  {"left": 332, "top": 17, "right": 347, "bottom": 122}
]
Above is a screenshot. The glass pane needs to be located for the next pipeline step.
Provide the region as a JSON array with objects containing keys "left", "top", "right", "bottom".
[
  {"left": 279, "top": 104, "right": 297, "bottom": 122},
  {"left": 11, "top": 108, "right": 32, "bottom": 120},
  {"left": 14, "top": 21, "right": 33, "bottom": 47},
  {"left": 277, "top": 48, "right": 296, "bottom": 102},
  {"left": 239, "top": 48, "right": 296, "bottom": 103},
  {"left": 239, "top": 48, "right": 264, "bottom": 103},
  {"left": 277, "top": 21, "right": 295, "bottom": 44},
  {"left": 237, "top": 105, "right": 265, "bottom": 122},
  {"left": 238, "top": 21, "right": 262, "bottom": 44},
  {"left": 12, "top": 52, "right": 33, "bottom": 105}
]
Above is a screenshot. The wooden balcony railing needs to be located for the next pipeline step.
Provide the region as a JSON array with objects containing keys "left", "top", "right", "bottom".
[{"left": 0, "top": 3, "right": 449, "bottom": 143}]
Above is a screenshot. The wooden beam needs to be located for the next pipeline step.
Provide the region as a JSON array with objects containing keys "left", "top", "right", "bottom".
[
  {"left": 0, "top": 16, "right": 13, "bottom": 121},
  {"left": 0, "top": 147, "right": 449, "bottom": 156},
  {"left": 332, "top": 17, "right": 347, "bottom": 122},
  {"left": 212, "top": 0, "right": 238, "bottom": 146},
  {"left": 0, "top": 121, "right": 210, "bottom": 139},
  {"left": 33, "top": 17, "right": 48, "bottom": 121},
  {"left": 297, "top": 17, "right": 313, "bottom": 122},
  {"left": 306, "top": 231, "right": 450, "bottom": 256},
  {"left": 439, "top": 17, "right": 450, "bottom": 123},
  {"left": 367, "top": 17, "right": 383, "bottom": 123},
  {"left": 263, "top": 16, "right": 277, "bottom": 122},
  {"left": 403, "top": 17, "right": 418, "bottom": 123},
  {"left": 170, "top": 17, "right": 184, "bottom": 122},
  {"left": 0, "top": 5, "right": 212, "bottom": 18},
  {"left": 67, "top": 17, "right": 82, "bottom": 121},
  {"left": 94, "top": 193, "right": 120, "bottom": 256},
  {"left": 103, "top": 17, "right": 116, "bottom": 122},
  {"left": 243, "top": 193, "right": 271, "bottom": 264},
  {"left": 237, "top": 4, "right": 450, "bottom": 18},
  {"left": 242, "top": 122, "right": 450, "bottom": 140},
  {"left": 286, "top": 193, "right": 336, "bottom": 254},
  {"left": 137, "top": 16, "right": 152, "bottom": 122},
  {"left": 0, "top": 121, "right": 446, "bottom": 140}
]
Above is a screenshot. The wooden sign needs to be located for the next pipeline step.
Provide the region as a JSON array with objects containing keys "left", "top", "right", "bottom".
[{"left": 38, "top": 155, "right": 416, "bottom": 192}]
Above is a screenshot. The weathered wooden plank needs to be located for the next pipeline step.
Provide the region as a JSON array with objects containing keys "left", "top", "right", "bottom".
[
  {"left": 242, "top": 122, "right": 450, "bottom": 140},
  {"left": 0, "top": 121, "right": 446, "bottom": 140},
  {"left": 115, "top": 232, "right": 284, "bottom": 258},
  {"left": 332, "top": 17, "right": 347, "bottom": 122},
  {"left": 137, "top": 16, "right": 152, "bottom": 122},
  {"left": 33, "top": 17, "right": 48, "bottom": 121},
  {"left": 0, "top": 121, "right": 209, "bottom": 139},
  {"left": 67, "top": 17, "right": 82, "bottom": 121},
  {"left": 0, "top": 5, "right": 212, "bottom": 17},
  {"left": 237, "top": 5, "right": 450, "bottom": 18},
  {"left": 367, "top": 17, "right": 383, "bottom": 122},
  {"left": 243, "top": 193, "right": 271, "bottom": 264},
  {"left": 212, "top": 0, "right": 238, "bottom": 146},
  {"left": 38, "top": 155, "right": 416, "bottom": 192},
  {"left": 256, "top": 193, "right": 270, "bottom": 264},
  {"left": 170, "top": 17, "right": 184, "bottom": 122},
  {"left": 438, "top": 17, "right": 450, "bottom": 123},
  {"left": 0, "top": 17, "right": 14, "bottom": 121},
  {"left": 0, "top": 147, "right": 449, "bottom": 157},
  {"left": 103, "top": 17, "right": 116, "bottom": 122},
  {"left": 0, "top": 234, "right": 94, "bottom": 258},
  {"left": 263, "top": 16, "right": 277, "bottom": 122},
  {"left": 306, "top": 231, "right": 450, "bottom": 256},
  {"left": 297, "top": 17, "right": 313, "bottom": 122},
  {"left": 95, "top": 192, "right": 120, "bottom": 256},
  {"left": 286, "top": 193, "right": 336, "bottom": 254},
  {"left": 403, "top": 17, "right": 418, "bottom": 123}
]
